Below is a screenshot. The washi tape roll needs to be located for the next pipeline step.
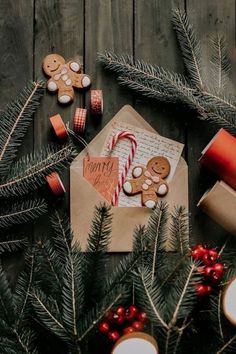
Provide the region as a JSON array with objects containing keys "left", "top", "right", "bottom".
[
  {"left": 50, "top": 114, "right": 68, "bottom": 140},
  {"left": 46, "top": 172, "right": 66, "bottom": 197},
  {"left": 197, "top": 180, "right": 236, "bottom": 236},
  {"left": 199, "top": 129, "right": 236, "bottom": 190},
  {"left": 112, "top": 332, "right": 158, "bottom": 354},
  {"left": 73, "top": 107, "right": 87, "bottom": 133},
  {"left": 91, "top": 89, "right": 103, "bottom": 115}
]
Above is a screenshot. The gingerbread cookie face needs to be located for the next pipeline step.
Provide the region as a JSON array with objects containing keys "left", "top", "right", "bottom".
[
  {"left": 146, "top": 156, "right": 170, "bottom": 179},
  {"left": 42, "top": 53, "right": 91, "bottom": 104},
  {"left": 123, "top": 156, "right": 170, "bottom": 209},
  {"left": 43, "top": 54, "right": 65, "bottom": 76}
]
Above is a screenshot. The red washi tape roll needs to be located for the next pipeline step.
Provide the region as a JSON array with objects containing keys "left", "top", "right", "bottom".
[
  {"left": 91, "top": 89, "right": 103, "bottom": 115},
  {"left": 50, "top": 114, "right": 68, "bottom": 140},
  {"left": 73, "top": 107, "right": 87, "bottom": 133},
  {"left": 46, "top": 172, "right": 66, "bottom": 197},
  {"left": 199, "top": 128, "right": 236, "bottom": 190}
]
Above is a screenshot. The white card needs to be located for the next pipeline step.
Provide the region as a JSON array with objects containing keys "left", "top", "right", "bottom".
[{"left": 102, "top": 121, "right": 184, "bottom": 207}]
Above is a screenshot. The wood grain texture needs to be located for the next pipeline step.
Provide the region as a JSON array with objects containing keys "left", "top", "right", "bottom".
[{"left": 186, "top": 0, "right": 236, "bottom": 243}]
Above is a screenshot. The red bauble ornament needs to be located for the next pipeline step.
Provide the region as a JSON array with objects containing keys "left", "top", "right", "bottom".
[
  {"left": 108, "top": 331, "right": 120, "bottom": 342},
  {"left": 191, "top": 245, "right": 207, "bottom": 260},
  {"left": 116, "top": 306, "right": 125, "bottom": 316},
  {"left": 98, "top": 322, "right": 110, "bottom": 333},
  {"left": 196, "top": 284, "right": 213, "bottom": 296},
  {"left": 125, "top": 305, "right": 139, "bottom": 320},
  {"left": 202, "top": 249, "right": 219, "bottom": 266},
  {"left": 123, "top": 326, "right": 135, "bottom": 335},
  {"left": 138, "top": 312, "right": 148, "bottom": 322},
  {"left": 132, "top": 321, "right": 144, "bottom": 331}
]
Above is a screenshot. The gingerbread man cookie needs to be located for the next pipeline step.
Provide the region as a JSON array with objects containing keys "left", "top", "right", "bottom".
[
  {"left": 123, "top": 156, "right": 170, "bottom": 209},
  {"left": 42, "top": 54, "right": 91, "bottom": 104}
]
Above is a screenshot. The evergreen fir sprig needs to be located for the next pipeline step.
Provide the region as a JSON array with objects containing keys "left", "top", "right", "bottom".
[
  {"left": 170, "top": 206, "right": 189, "bottom": 254},
  {"left": 0, "top": 144, "right": 76, "bottom": 197},
  {"left": 0, "top": 236, "right": 27, "bottom": 254},
  {"left": 0, "top": 81, "right": 44, "bottom": 178},
  {"left": 0, "top": 199, "right": 47, "bottom": 229}
]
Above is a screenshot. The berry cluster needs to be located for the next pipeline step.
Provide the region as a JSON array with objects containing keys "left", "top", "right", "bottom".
[
  {"left": 191, "top": 245, "right": 224, "bottom": 296},
  {"left": 98, "top": 305, "right": 148, "bottom": 342}
]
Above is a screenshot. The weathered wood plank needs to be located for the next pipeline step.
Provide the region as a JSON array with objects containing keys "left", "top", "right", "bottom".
[
  {"left": 85, "top": 0, "right": 134, "bottom": 140},
  {"left": 134, "top": 0, "right": 185, "bottom": 142},
  {"left": 186, "top": 0, "right": 236, "bottom": 242}
]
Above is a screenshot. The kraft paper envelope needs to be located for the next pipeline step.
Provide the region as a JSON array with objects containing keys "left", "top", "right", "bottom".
[{"left": 70, "top": 105, "right": 188, "bottom": 252}]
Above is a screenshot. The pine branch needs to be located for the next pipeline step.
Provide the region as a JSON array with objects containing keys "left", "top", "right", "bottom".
[
  {"left": 210, "top": 35, "right": 230, "bottom": 92},
  {"left": 78, "top": 286, "right": 127, "bottom": 342},
  {"left": 0, "top": 237, "right": 27, "bottom": 254},
  {"left": 0, "top": 144, "right": 76, "bottom": 197},
  {"left": 61, "top": 247, "right": 84, "bottom": 338},
  {"left": 0, "top": 199, "right": 47, "bottom": 229},
  {"left": 30, "top": 288, "right": 70, "bottom": 342},
  {"left": 83, "top": 204, "right": 112, "bottom": 305},
  {"left": 216, "top": 333, "right": 236, "bottom": 354},
  {"left": 133, "top": 266, "right": 168, "bottom": 329},
  {"left": 0, "top": 81, "right": 44, "bottom": 178},
  {"left": 170, "top": 206, "right": 189, "bottom": 254},
  {"left": 0, "top": 266, "right": 14, "bottom": 325},
  {"left": 145, "top": 202, "right": 168, "bottom": 285},
  {"left": 172, "top": 9, "right": 203, "bottom": 88}
]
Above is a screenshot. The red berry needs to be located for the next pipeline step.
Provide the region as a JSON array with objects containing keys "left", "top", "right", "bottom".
[
  {"left": 113, "top": 314, "right": 124, "bottom": 325},
  {"left": 203, "top": 266, "right": 214, "bottom": 278},
  {"left": 202, "top": 249, "right": 219, "bottom": 266},
  {"left": 116, "top": 306, "right": 125, "bottom": 316},
  {"left": 132, "top": 321, "right": 144, "bottom": 331},
  {"left": 125, "top": 305, "right": 139, "bottom": 320},
  {"left": 138, "top": 312, "right": 148, "bottom": 322},
  {"left": 105, "top": 310, "right": 113, "bottom": 321},
  {"left": 123, "top": 326, "right": 135, "bottom": 335},
  {"left": 212, "top": 263, "right": 224, "bottom": 277},
  {"left": 108, "top": 330, "right": 120, "bottom": 341},
  {"left": 98, "top": 322, "right": 110, "bottom": 333},
  {"left": 191, "top": 245, "right": 207, "bottom": 260},
  {"left": 211, "top": 273, "right": 222, "bottom": 284},
  {"left": 196, "top": 284, "right": 213, "bottom": 296}
]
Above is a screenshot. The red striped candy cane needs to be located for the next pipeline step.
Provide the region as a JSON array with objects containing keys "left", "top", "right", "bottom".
[{"left": 108, "top": 131, "right": 137, "bottom": 206}]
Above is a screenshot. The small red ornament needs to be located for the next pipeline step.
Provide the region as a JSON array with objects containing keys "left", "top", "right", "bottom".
[
  {"left": 196, "top": 284, "right": 213, "bottom": 296},
  {"left": 123, "top": 326, "right": 135, "bottom": 335},
  {"left": 108, "top": 330, "right": 120, "bottom": 341},
  {"left": 98, "top": 322, "right": 110, "bottom": 333},
  {"left": 191, "top": 245, "right": 207, "bottom": 260},
  {"left": 138, "top": 312, "right": 148, "bottom": 322},
  {"left": 132, "top": 321, "right": 144, "bottom": 331},
  {"left": 125, "top": 305, "right": 139, "bottom": 320},
  {"left": 116, "top": 306, "right": 125, "bottom": 316},
  {"left": 202, "top": 249, "right": 219, "bottom": 266}
]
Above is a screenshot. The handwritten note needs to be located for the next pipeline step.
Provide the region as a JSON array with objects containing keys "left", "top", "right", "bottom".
[
  {"left": 101, "top": 122, "right": 184, "bottom": 207},
  {"left": 83, "top": 157, "right": 119, "bottom": 204}
]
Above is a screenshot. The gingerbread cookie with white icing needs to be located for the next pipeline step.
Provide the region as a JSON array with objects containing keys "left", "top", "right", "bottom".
[
  {"left": 123, "top": 156, "right": 170, "bottom": 208},
  {"left": 43, "top": 54, "right": 91, "bottom": 104}
]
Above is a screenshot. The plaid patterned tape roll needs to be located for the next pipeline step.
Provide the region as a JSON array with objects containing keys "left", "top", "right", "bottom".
[
  {"left": 46, "top": 172, "right": 66, "bottom": 197},
  {"left": 73, "top": 107, "right": 87, "bottom": 133},
  {"left": 91, "top": 89, "right": 103, "bottom": 115}
]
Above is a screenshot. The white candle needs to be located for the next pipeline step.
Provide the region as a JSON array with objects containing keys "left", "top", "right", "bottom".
[{"left": 112, "top": 332, "right": 158, "bottom": 354}]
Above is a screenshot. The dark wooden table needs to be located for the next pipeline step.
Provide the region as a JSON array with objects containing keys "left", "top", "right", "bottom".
[{"left": 0, "top": 0, "right": 234, "bottom": 351}]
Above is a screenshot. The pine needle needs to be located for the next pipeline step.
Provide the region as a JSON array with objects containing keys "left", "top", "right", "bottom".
[{"left": 0, "top": 81, "right": 44, "bottom": 178}]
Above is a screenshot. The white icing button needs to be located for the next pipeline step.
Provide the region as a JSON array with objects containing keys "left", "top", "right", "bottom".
[
  {"left": 142, "top": 183, "right": 149, "bottom": 191},
  {"left": 158, "top": 184, "right": 168, "bottom": 195},
  {"left": 61, "top": 68, "right": 67, "bottom": 74},
  {"left": 47, "top": 81, "right": 58, "bottom": 91},
  {"left": 59, "top": 95, "right": 72, "bottom": 104},
  {"left": 133, "top": 167, "right": 142, "bottom": 178},
  {"left": 62, "top": 74, "right": 69, "bottom": 81},
  {"left": 70, "top": 62, "right": 80, "bottom": 72},
  {"left": 145, "top": 200, "right": 156, "bottom": 209},
  {"left": 66, "top": 79, "right": 72, "bottom": 86},
  {"left": 152, "top": 176, "right": 160, "bottom": 183},
  {"left": 123, "top": 181, "right": 132, "bottom": 194},
  {"left": 144, "top": 171, "right": 151, "bottom": 177},
  {"left": 82, "top": 76, "right": 91, "bottom": 87},
  {"left": 145, "top": 179, "right": 152, "bottom": 186}
]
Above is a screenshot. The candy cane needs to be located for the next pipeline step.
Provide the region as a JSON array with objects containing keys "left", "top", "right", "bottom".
[{"left": 108, "top": 131, "right": 137, "bottom": 206}]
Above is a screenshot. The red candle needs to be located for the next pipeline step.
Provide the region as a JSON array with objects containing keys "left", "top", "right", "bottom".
[{"left": 199, "top": 129, "right": 236, "bottom": 190}]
